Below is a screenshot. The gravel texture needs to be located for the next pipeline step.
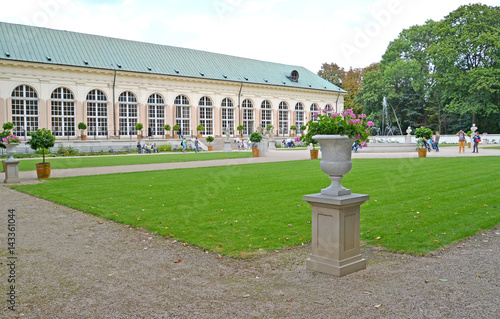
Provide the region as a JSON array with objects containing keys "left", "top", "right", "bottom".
[
  {"left": 1, "top": 185, "right": 499, "bottom": 318},
  {"left": 1, "top": 148, "right": 499, "bottom": 318}
]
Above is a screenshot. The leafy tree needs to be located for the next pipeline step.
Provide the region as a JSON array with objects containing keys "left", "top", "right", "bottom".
[
  {"left": 317, "top": 62, "right": 345, "bottom": 87},
  {"left": 430, "top": 4, "right": 500, "bottom": 123}
]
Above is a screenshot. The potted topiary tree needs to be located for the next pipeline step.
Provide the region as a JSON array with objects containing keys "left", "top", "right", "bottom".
[
  {"left": 135, "top": 123, "right": 144, "bottom": 139},
  {"left": 237, "top": 125, "right": 244, "bottom": 138},
  {"left": 249, "top": 132, "right": 263, "bottom": 157},
  {"left": 300, "top": 131, "right": 319, "bottom": 159},
  {"left": 1, "top": 122, "right": 15, "bottom": 172},
  {"left": 26, "top": 128, "right": 56, "bottom": 178},
  {"left": 290, "top": 125, "right": 297, "bottom": 137},
  {"left": 173, "top": 124, "right": 180, "bottom": 138},
  {"left": 300, "top": 125, "right": 307, "bottom": 136},
  {"left": 164, "top": 124, "right": 171, "bottom": 139},
  {"left": 266, "top": 124, "right": 274, "bottom": 137},
  {"left": 197, "top": 125, "right": 205, "bottom": 138},
  {"left": 205, "top": 135, "right": 214, "bottom": 151},
  {"left": 415, "top": 126, "right": 433, "bottom": 157},
  {"left": 78, "top": 122, "right": 87, "bottom": 140},
  {"left": 467, "top": 131, "right": 472, "bottom": 148}
]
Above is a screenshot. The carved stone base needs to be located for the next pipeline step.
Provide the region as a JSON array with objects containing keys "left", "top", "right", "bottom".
[
  {"left": 303, "top": 193, "right": 369, "bottom": 276},
  {"left": 3, "top": 159, "right": 21, "bottom": 184}
]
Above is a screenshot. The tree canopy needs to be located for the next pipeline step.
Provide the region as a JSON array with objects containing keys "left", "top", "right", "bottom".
[{"left": 321, "top": 4, "right": 500, "bottom": 134}]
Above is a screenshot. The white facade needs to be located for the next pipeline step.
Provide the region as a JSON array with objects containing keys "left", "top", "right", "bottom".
[{"left": 0, "top": 60, "right": 345, "bottom": 139}]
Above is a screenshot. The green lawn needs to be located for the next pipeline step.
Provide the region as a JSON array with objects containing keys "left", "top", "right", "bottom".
[
  {"left": 9, "top": 152, "right": 252, "bottom": 171},
  {"left": 483, "top": 146, "right": 500, "bottom": 149},
  {"left": 11, "top": 157, "right": 500, "bottom": 258}
]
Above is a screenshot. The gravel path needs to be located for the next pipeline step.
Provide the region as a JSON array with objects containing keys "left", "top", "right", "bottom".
[{"left": 1, "top": 148, "right": 499, "bottom": 318}]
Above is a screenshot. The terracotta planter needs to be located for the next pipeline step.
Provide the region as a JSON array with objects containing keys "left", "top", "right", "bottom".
[
  {"left": 468, "top": 142, "right": 471, "bottom": 148},
  {"left": 291, "top": 133, "right": 295, "bottom": 137},
  {"left": 208, "top": 145, "right": 213, "bottom": 151},
  {"left": 81, "top": 135, "right": 87, "bottom": 141},
  {"left": 252, "top": 147, "right": 260, "bottom": 157},
  {"left": 36, "top": 162, "right": 51, "bottom": 179},
  {"left": 313, "top": 135, "right": 356, "bottom": 196},
  {"left": 137, "top": 134, "right": 142, "bottom": 139},
  {"left": 165, "top": 134, "right": 170, "bottom": 139},
  {"left": 417, "top": 148, "right": 427, "bottom": 158},
  {"left": 310, "top": 149, "right": 319, "bottom": 159},
  {"left": 174, "top": 134, "right": 178, "bottom": 139},
  {"left": 2, "top": 160, "right": 5, "bottom": 172},
  {"left": 198, "top": 134, "right": 202, "bottom": 138}
]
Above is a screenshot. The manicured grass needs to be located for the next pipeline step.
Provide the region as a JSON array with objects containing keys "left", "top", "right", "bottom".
[
  {"left": 12, "top": 152, "right": 252, "bottom": 171},
  {"left": 12, "top": 157, "right": 500, "bottom": 257},
  {"left": 483, "top": 146, "right": 500, "bottom": 149}
]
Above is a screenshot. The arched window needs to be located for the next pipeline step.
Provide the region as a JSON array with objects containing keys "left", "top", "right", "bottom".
[
  {"left": 261, "top": 100, "right": 272, "bottom": 130},
  {"left": 175, "top": 95, "right": 190, "bottom": 136},
  {"left": 324, "top": 104, "right": 334, "bottom": 115},
  {"left": 11, "top": 85, "right": 38, "bottom": 136},
  {"left": 148, "top": 94, "right": 165, "bottom": 136},
  {"left": 295, "top": 102, "right": 304, "bottom": 134},
  {"left": 278, "top": 101, "right": 289, "bottom": 135},
  {"left": 86, "top": 89, "right": 108, "bottom": 137},
  {"left": 51, "top": 87, "right": 75, "bottom": 137},
  {"left": 199, "top": 96, "right": 213, "bottom": 135},
  {"left": 310, "top": 103, "right": 319, "bottom": 123},
  {"left": 221, "top": 98, "right": 234, "bottom": 135},
  {"left": 242, "top": 99, "right": 254, "bottom": 135},
  {"left": 119, "top": 91, "right": 138, "bottom": 136}
]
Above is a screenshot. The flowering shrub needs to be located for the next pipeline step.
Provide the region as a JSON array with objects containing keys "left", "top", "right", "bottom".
[
  {"left": 2, "top": 134, "right": 21, "bottom": 144},
  {"left": 301, "top": 109, "right": 373, "bottom": 148}
]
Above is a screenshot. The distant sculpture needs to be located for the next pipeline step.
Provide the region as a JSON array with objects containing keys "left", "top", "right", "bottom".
[
  {"left": 256, "top": 124, "right": 264, "bottom": 134},
  {"left": 471, "top": 123, "right": 478, "bottom": 134},
  {"left": 406, "top": 126, "right": 412, "bottom": 135}
]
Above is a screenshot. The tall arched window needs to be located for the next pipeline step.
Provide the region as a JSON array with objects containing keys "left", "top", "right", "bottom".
[
  {"left": 148, "top": 94, "right": 165, "bottom": 136},
  {"left": 51, "top": 87, "right": 75, "bottom": 137},
  {"left": 199, "top": 96, "right": 213, "bottom": 135},
  {"left": 221, "top": 98, "right": 234, "bottom": 135},
  {"left": 310, "top": 103, "right": 319, "bottom": 123},
  {"left": 86, "top": 89, "right": 108, "bottom": 137},
  {"left": 242, "top": 99, "right": 254, "bottom": 135},
  {"left": 325, "top": 104, "right": 334, "bottom": 115},
  {"left": 11, "top": 85, "right": 38, "bottom": 136},
  {"left": 278, "top": 101, "right": 289, "bottom": 135},
  {"left": 261, "top": 100, "right": 272, "bottom": 130},
  {"left": 175, "top": 95, "right": 190, "bottom": 136},
  {"left": 119, "top": 91, "right": 138, "bottom": 136},
  {"left": 294, "top": 102, "right": 304, "bottom": 134}
]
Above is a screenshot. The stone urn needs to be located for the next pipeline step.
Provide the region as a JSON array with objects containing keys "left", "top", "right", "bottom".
[
  {"left": 5, "top": 143, "right": 19, "bottom": 161},
  {"left": 313, "top": 135, "right": 356, "bottom": 196}
]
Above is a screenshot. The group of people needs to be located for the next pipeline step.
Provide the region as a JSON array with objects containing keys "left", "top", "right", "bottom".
[
  {"left": 282, "top": 138, "right": 296, "bottom": 148},
  {"left": 457, "top": 130, "right": 481, "bottom": 153},
  {"left": 234, "top": 138, "right": 252, "bottom": 150},
  {"left": 137, "top": 139, "right": 159, "bottom": 154},
  {"left": 423, "top": 131, "right": 441, "bottom": 152}
]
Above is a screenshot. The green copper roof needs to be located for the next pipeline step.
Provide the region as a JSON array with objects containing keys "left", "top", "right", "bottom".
[{"left": 0, "top": 22, "right": 345, "bottom": 93}]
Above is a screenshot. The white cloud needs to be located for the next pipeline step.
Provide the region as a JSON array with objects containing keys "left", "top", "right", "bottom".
[{"left": 1, "top": 0, "right": 499, "bottom": 72}]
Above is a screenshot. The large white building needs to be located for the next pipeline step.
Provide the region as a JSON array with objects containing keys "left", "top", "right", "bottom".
[{"left": 0, "top": 22, "right": 346, "bottom": 140}]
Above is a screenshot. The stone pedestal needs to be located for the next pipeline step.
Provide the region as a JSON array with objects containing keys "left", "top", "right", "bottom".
[
  {"left": 405, "top": 135, "right": 412, "bottom": 143},
  {"left": 223, "top": 140, "right": 232, "bottom": 152},
  {"left": 3, "top": 159, "right": 21, "bottom": 184},
  {"left": 259, "top": 138, "right": 268, "bottom": 157},
  {"left": 302, "top": 193, "right": 369, "bottom": 276},
  {"left": 268, "top": 139, "right": 276, "bottom": 150}
]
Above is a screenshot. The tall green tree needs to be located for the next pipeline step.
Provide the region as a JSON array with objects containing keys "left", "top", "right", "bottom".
[{"left": 430, "top": 3, "right": 500, "bottom": 124}]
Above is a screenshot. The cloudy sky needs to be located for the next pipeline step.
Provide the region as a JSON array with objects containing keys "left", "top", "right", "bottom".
[{"left": 1, "top": 0, "right": 499, "bottom": 73}]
